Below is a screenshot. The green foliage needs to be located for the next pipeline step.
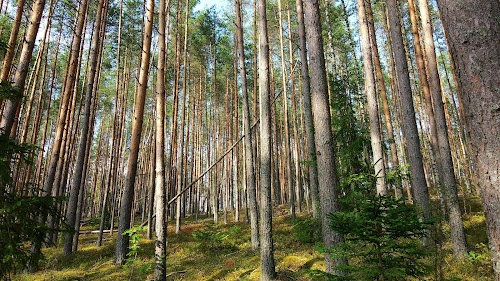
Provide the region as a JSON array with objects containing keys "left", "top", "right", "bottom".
[
  {"left": 122, "top": 225, "right": 152, "bottom": 275},
  {"left": 443, "top": 242, "right": 493, "bottom": 280},
  {"left": 322, "top": 184, "right": 434, "bottom": 280},
  {"left": 292, "top": 217, "right": 322, "bottom": 245},
  {"left": 0, "top": 81, "right": 22, "bottom": 101},
  {"left": 0, "top": 38, "right": 8, "bottom": 55},
  {"left": 0, "top": 135, "right": 64, "bottom": 279},
  {"left": 329, "top": 77, "right": 371, "bottom": 188},
  {"left": 123, "top": 225, "right": 146, "bottom": 263},
  {"left": 191, "top": 224, "right": 240, "bottom": 252},
  {"left": 0, "top": 14, "right": 11, "bottom": 55},
  {"left": 385, "top": 164, "right": 410, "bottom": 189}
]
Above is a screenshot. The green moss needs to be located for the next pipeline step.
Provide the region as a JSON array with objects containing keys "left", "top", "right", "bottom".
[{"left": 12, "top": 204, "right": 493, "bottom": 280}]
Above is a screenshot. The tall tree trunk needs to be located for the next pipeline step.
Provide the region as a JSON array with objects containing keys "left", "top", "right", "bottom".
[
  {"left": 154, "top": 0, "right": 169, "bottom": 278},
  {"left": 63, "top": 0, "right": 103, "bottom": 255},
  {"left": 0, "top": 0, "right": 46, "bottom": 136},
  {"left": 356, "top": 0, "right": 387, "bottom": 195},
  {"left": 0, "top": 0, "right": 24, "bottom": 82},
  {"left": 436, "top": 0, "right": 500, "bottom": 277},
  {"left": 175, "top": 0, "right": 189, "bottom": 233},
  {"left": 115, "top": 0, "right": 154, "bottom": 265},
  {"left": 287, "top": 5, "right": 302, "bottom": 213},
  {"left": 365, "top": 0, "right": 401, "bottom": 197},
  {"left": 235, "top": 0, "right": 259, "bottom": 250},
  {"left": 303, "top": 0, "right": 343, "bottom": 272},
  {"left": 98, "top": 0, "right": 123, "bottom": 247},
  {"left": 295, "top": 0, "right": 320, "bottom": 218},
  {"left": 416, "top": 0, "right": 467, "bottom": 256},
  {"left": 385, "top": 0, "right": 431, "bottom": 219},
  {"left": 276, "top": 0, "right": 295, "bottom": 218},
  {"left": 256, "top": 0, "right": 276, "bottom": 278}
]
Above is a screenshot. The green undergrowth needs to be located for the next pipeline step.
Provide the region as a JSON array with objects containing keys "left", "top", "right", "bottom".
[{"left": 12, "top": 204, "right": 493, "bottom": 280}]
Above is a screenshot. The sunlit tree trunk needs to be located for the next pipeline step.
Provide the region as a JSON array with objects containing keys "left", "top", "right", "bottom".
[
  {"left": 235, "top": 0, "right": 259, "bottom": 250},
  {"left": 365, "top": 0, "right": 401, "bottom": 197},
  {"left": 115, "top": 0, "right": 154, "bottom": 265},
  {"left": 276, "top": 0, "right": 295, "bottom": 218},
  {"left": 63, "top": 0, "right": 103, "bottom": 255},
  {"left": 356, "top": 0, "right": 387, "bottom": 195},
  {"left": 98, "top": 0, "right": 123, "bottom": 247},
  {"left": 436, "top": 0, "right": 500, "bottom": 276},
  {"left": 1, "top": 0, "right": 46, "bottom": 135},
  {"left": 303, "top": 0, "right": 343, "bottom": 272},
  {"left": 385, "top": 0, "right": 431, "bottom": 219},
  {"left": 154, "top": 0, "right": 169, "bottom": 278},
  {"left": 416, "top": 0, "right": 467, "bottom": 256},
  {"left": 295, "top": 0, "right": 320, "bottom": 218},
  {"left": 0, "top": 0, "right": 24, "bottom": 82},
  {"left": 257, "top": 0, "right": 276, "bottom": 277}
]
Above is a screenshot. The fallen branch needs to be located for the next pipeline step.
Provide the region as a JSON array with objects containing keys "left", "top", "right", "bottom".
[
  {"left": 79, "top": 229, "right": 117, "bottom": 235},
  {"left": 166, "top": 270, "right": 187, "bottom": 278}
]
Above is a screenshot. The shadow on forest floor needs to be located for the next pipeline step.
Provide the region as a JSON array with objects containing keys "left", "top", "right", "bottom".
[{"left": 13, "top": 203, "right": 493, "bottom": 280}]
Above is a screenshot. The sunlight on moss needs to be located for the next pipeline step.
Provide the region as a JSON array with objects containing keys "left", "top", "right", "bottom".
[
  {"left": 279, "top": 255, "right": 309, "bottom": 271},
  {"left": 11, "top": 208, "right": 493, "bottom": 280}
]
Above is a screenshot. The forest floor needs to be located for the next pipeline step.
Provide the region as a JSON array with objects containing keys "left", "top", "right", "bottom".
[{"left": 13, "top": 200, "right": 494, "bottom": 281}]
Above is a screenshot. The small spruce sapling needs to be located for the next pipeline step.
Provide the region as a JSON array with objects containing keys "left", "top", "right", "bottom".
[{"left": 317, "top": 174, "right": 434, "bottom": 280}]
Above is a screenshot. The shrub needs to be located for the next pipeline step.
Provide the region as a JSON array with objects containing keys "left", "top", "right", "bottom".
[
  {"left": 123, "top": 225, "right": 152, "bottom": 275},
  {"left": 292, "top": 217, "right": 322, "bottom": 245},
  {"left": 0, "top": 134, "right": 64, "bottom": 279},
  {"left": 322, "top": 187, "right": 434, "bottom": 281},
  {"left": 191, "top": 224, "right": 238, "bottom": 252}
]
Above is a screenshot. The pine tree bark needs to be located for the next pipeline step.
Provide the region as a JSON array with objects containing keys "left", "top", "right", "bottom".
[
  {"left": 115, "top": 0, "right": 154, "bottom": 265},
  {"left": 385, "top": 0, "right": 431, "bottom": 219},
  {"left": 235, "top": 0, "right": 259, "bottom": 250},
  {"left": 435, "top": 0, "right": 500, "bottom": 277},
  {"left": 0, "top": 0, "right": 46, "bottom": 136},
  {"left": 295, "top": 0, "right": 320, "bottom": 218},
  {"left": 257, "top": 0, "right": 276, "bottom": 278},
  {"left": 0, "top": 0, "right": 24, "bottom": 82},
  {"left": 276, "top": 0, "right": 295, "bottom": 217},
  {"left": 365, "top": 0, "right": 401, "bottom": 198},
  {"left": 416, "top": 0, "right": 468, "bottom": 256},
  {"left": 98, "top": 0, "right": 123, "bottom": 247},
  {"left": 303, "top": 0, "right": 343, "bottom": 272},
  {"left": 356, "top": 0, "right": 387, "bottom": 195},
  {"left": 63, "top": 0, "right": 102, "bottom": 255}
]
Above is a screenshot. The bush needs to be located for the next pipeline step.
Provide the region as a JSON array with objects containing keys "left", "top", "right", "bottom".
[
  {"left": 122, "top": 225, "right": 152, "bottom": 275},
  {"left": 191, "top": 224, "right": 239, "bottom": 252},
  {"left": 0, "top": 135, "right": 64, "bottom": 279},
  {"left": 292, "top": 217, "right": 322, "bottom": 245},
  {"left": 323, "top": 185, "right": 434, "bottom": 280}
]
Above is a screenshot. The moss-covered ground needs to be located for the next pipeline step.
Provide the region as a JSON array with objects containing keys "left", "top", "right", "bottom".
[{"left": 13, "top": 201, "right": 493, "bottom": 280}]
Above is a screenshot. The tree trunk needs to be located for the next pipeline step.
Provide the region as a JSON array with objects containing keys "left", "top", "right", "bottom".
[
  {"left": 416, "top": 0, "right": 468, "bottom": 256},
  {"left": 235, "top": 0, "right": 259, "bottom": 250},
  {"left": 154, "top": 0, "right": 168, "bottom": 278},
  {"left": 63, "top": 0, "right": 103, "bottom": 255},
  {"left": 256, "top": 0, "right": 276, "bottom": 278},
  {"left": 436, "top": 0, "right": 500, "bottom": 277},
  {"left": 356, "top": 0, "right": 387, "bottom": 195},
  {"left": 385, "top": 0, "right": 431, "bottom": 219},
  {"left": 295, "top": 0, "right": 320, "bottom": 218},
  {"left": 0, "top": 0, "right": 24, "bottom": 82},
  {"left": 302, "top": 0, "right": 343, "bottom": 272},
  {"left": 276, "top": 0, "right": 295, "bottom": 218},
  {"left": 0, "top": 0, "right": 46, "bottom": 135},
  {"left": 115, "top": 0, "right": 154, "bottom": 265},
  {"left": 365, "top": 0, "right": 401, "bottom": 197}
]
